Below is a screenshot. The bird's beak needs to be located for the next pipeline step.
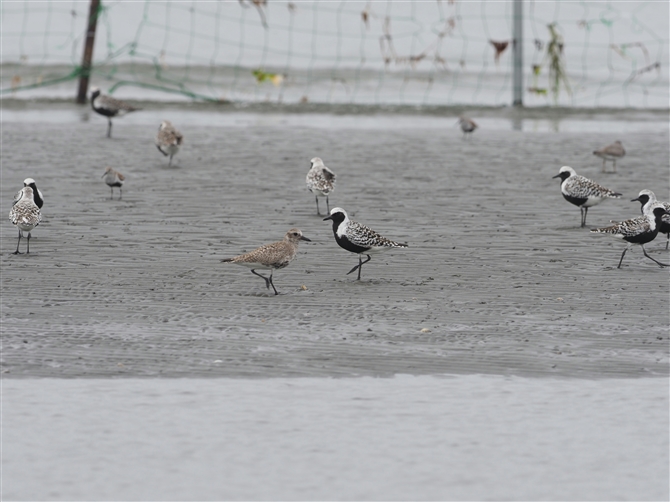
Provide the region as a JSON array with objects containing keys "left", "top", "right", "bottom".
[
  {"left": 101, "top": 173, "right": 106, "bottom": 178},
  {"left": 323, "top": 215, "right": 333, "bottom": 221},
  {"left": 631, "top": 197, "right": 640, "bottom": 202},
  {"left": 551, "top": 174, "right": 561, "bottom": 179},
  {"left": 300, "top": 236, "right": 312, "bottom": 242}
]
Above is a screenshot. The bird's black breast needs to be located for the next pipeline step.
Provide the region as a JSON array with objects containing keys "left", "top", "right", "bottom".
[
  {"left": 334, "top": 233, "right": 370, "bottom": 254},
  {"left": 562, "top": 193, "right": 588, "bottom": 208},
  {"left": 624, "top": 229, "right": 658, "bottom": 245},
  {"left": 92, "top": 102, "right": 117, "bottom": 117}
]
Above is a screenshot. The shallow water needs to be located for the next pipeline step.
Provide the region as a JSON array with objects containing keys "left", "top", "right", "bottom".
[{"left": 2, "top": 376, "right": 668, "bottom": 501}]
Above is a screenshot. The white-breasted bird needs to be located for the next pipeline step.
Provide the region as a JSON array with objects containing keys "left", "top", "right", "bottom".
[
  {"left": 155, "top": 120, "right": 184, "bottom": 166},
  {"left": 9, "top": 186, "right": 42, "bottom": 254},
  {"left": 306, "top": 157, "right": 336, "bottom": 215}
]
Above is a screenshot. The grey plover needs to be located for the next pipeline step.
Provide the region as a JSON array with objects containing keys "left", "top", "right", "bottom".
[
  {"left": 90, "top": 86, "right": 140, "bottom": 138},
  {"left": 306, "top": 157, "right": 336, "bottom": 215},
  {"left": 13, "top": 178, "right": 43, "bottom": 209},
  {"left": 221, "top": 228, "right": 311, "bottom": 295},
  {"left": 155, "top": 120, "right": 184, "bottom": 166},
  {"left": 9, "top": 186, "right": 42, "bottom": 254},
  {"left": 553, "top": 166, "right": 622, "bottom": 228},
  {"left": 323, "top": 207, "right": 408, "bottom": 280},
  {"left": 593, "top": 140, "right": 625, "bottom": 173},
  {"left": 591, "top": 202, "right": 669, "bottom": 269},
  {"left": 631, "top": 189, "right": 670, "bottom": 250},
  {"left": 457, "top": 116, "right": 477, "bottom": 139},
  {"left": 101, "top": 167, "right": 125, "bottom": 200}
]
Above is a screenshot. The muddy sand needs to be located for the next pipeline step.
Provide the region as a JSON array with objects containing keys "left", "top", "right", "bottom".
[{"left": 1, "top": 104, "right": 668, "bottom": 378}]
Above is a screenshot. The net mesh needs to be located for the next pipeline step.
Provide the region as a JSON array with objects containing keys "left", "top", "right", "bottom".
[{"left": 1, "top": 0, "right": 667, "bottom": 107}]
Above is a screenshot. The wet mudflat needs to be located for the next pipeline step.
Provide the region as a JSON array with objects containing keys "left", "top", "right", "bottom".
[
  {"left": 1, "top": 106, "right": 669, "bottom": 378},
  {"left": 1, "top": 105, "right": 669, "bottom": 501}
]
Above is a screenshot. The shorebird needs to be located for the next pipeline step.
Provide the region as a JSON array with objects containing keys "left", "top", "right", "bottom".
[
  {"left": 155, "top": 120, "right": 184, "bottom": 166},
  {"left": 553, "top": 166, "right": 622, "bottom": 228},
  {"left": 221, "top": 228, "right": 311, "bottom": 295},
  {"left": 306, "top": 157, "right": 336, "bottom": 215},
  {"left": 9, "top": 186, "right": 42, "bottom": 254},
  {"left": 323, "top": 207, "right": 408, "bottom": 280},
  {"left": 90, "top": 86, "right": 140, "bottom": 138},
  {"left": 593, "top": 140, "right": 625, "bottom": 173},
  {"left": 591, "top": 202, "right": 669, "bottom": 269},
  {"left": 101, "top": 167, "right": 125, "bottom": 200},
  {"left": 631, "top": 189, "right": 670, "bottom": 250},
  {"left": 13, "top": 178, "right": 43, "bottom": 209},
  {"left": 457, "top": 116, "right": 478, "bottom": 139}
]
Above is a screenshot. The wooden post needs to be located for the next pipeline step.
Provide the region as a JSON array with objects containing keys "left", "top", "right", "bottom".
[
  {"left": 76, "top": 0, "right": 101, "bottom": 104},
  {"left": 512, "top": 0, "right": 523, "bottom": 107}
]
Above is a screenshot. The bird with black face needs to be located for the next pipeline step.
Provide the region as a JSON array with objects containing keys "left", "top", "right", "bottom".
[
  {"left": 90, "top": 86, "right": 141, "bottom": 138},
  {"left": 323, "top": 207, "right": 408, "bottom": 280},
  {"left": 631, "top": 189, "right": 670, "bottom": 249}
]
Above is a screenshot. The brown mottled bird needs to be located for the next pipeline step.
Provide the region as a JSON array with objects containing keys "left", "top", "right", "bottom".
[
  {"left": 593, "top": 140, "right": 625, "bottom": 173},
  {"left": 221, "top": 228, "right": 311, "bottom": 295},
  {"left": 155, "top": 120, "right": 184, "bottom": 166},
  {"left": 457, "top": 116, "right": 478, "bottom": 139}
]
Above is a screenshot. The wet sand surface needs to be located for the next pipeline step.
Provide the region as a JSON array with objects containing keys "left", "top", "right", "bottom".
[{"left": 1, "top": 108, "right": 669, "bottom": 378}]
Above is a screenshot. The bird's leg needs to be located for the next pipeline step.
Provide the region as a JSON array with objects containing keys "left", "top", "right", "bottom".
[
  {"left": 26, "top": 232, "right": 31, "bottom": 254},
  {"left": 110, "top": 187, "right": 114, "bottom": 199},
  {"left": 666, "top": 233, "right": 669, "bottom": 250},
  {"left": 168, "top": 154, "right": 173, "bottom": 167},
  {"left": 601, "top": 158, "right": 606, "bottom": 172},
  {"left": 612, "top": 159, "right": 617, "bottom": 173},
  {"left": 251, "top": 269, "right": 272, "bottom": 291},
  {"left": 267, "top": 271, "right": 278, "bottom": 295},
  {"left": 346, "top": 255, "right": 372, "bottom": 280},
  {"left": 107, "top": 119, "right": 112, "bottom": 138},
  {"left": 315, "top": 196, "right": 320, "bottom": 216},
  {"left": 580, "top": 207, "right": 588, "bottom": 228},
  {"left": 642, "top": 245, "right": 669, "bottom": 268},
  {"left": 326, "top": 196, "right": 330, "bottom": 214},
  {"left": 617, "top": 247, "right": 628, "bottom": 269},
  {"left": 14, "top": 230, "right": 22, "bottom": 254},
  {"left": 119, "top": 187, "right": 122, "bottom": 200}
]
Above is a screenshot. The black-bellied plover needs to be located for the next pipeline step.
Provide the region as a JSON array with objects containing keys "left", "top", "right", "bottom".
[
  {"left": 457, "top": 116, "right": 477, "bottom": 139},
  {"left": 593, "top": 140, "right": 625, "bottom": 173},
  {"left": 323, "top": 207, "right": 408, "bottom": 280},
  {"left": 101, "top": 167, "right": 125, "bottom": 200},
  {"left": 631, "top": 189, "right": 670, "bottom": 250},
  {"left": 90, "top": 86, "right": 140, "bottom": 138},
  {"left": 591, "top": 202, "right": 669, "bottom": 269},
  {"left": 221, "top": 228, "right": 311, "bottom": 295},
  {"left": 9, "top": 186, "right": 42, "bottom": 255},
  {"left": 553, "top": 166, "right": 622, "bottom": 228},
  {"left": 156, "top": 120, "right": 184, "bottom": 166},
  {"left": 306, "top": 157, "right": 336, "bottom": 215},
  {"left": 14, "top": 178, "right": 44, "bottom": 209}
]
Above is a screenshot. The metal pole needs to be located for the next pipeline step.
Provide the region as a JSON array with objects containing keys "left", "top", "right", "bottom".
[
  {"left": 76, "top": 0, "right": 101, "bottom": 104},
  {"left": 512, "top": 0, "right": 523, "bottom": 107}
]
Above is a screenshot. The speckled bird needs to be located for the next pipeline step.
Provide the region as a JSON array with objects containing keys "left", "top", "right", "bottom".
[
  {"left": 101, "top": 167, "right": 125, "bottom": 200},
  {"left": 306, "top": 157, "right": 336, "bottom": 215},
  {"left": 591, "top": 202, "right": 669, "bottom": 269},
  {"left": 9, "top": 186, "right": 42, "bottom": 254},
  {"left": 457, "top": 116, "right": 478, "bottom": 139},
  {"left": 90, "top": 86, "right": 140, "bottom": 138},
  {"left": 221, "top": 228, "right": 311, "bottom": 295},
  {"left": 553, "top": 166, "right": 622, "bottom": 228},
  {"left": 631, "top": 189, "right": 670, "bottom": 250},
  {"left": 323, "top": 207, "right": 408, "bottom": 280},
  {"left": 13, "top": 178, "right": 44, "bottom": 209},
  {"left": 155, "top": 120, "right": 184, "bottom": 166},
  {"left": 593, "top": 140, "right": 625, "bottom": 173}
]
